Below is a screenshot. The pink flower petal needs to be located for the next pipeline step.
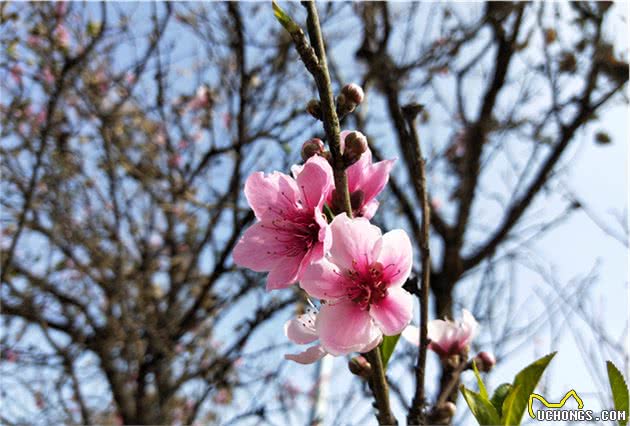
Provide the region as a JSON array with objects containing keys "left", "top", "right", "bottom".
[
  {"left": 361, "top": 157, "right": 395, "bottom": 203},
  {"left": 316, "top": 300, "right": 381, "bottom": 356},
  {"left": 300, "top": 259, "right": 347, "bottom": 300},
  {"left": 376, "top": 229, "right": 413, "bottom": 287},
  {"left": 359, "top": 331, "right": 383, "bottom": 353},
  {"left": 329, "top": 213, "right": 381, "bottom": 273},
  {"left": 267, "top": 256, "right": 302, "bottom": 290},
  {"left": 244, "top": 171, "right": 299, "bottom": 220},
  {"left": 296, "top": 156, "right": 333, "bottom": 210},
  {"left": 369, "top": 287, "right": 414, "bottom": 335},
  {"left": 314, "top": 204, "right": 331, "bottom": 254},
  {"left": 284, "top": 345, "right": 327, "bottom": 364},
  {"left": 346, "top": 149, "right": 371, "bottom": 193},
  {"left": 361, "top": 199, "right": 379, "bottom": 220},
  {"left": 284, "top": 312, "right": 318, "bottom": 344},
  {"left": 232, "top": 222, "right": 283, "bottom": 271},
  {"left": 427, "top": 309, "right": 479, "bottom": 357}
]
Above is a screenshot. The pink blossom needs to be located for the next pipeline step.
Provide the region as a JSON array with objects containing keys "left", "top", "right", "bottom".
[
  {"left": 186, "top": 85, "right": 211, "bottom": 111},
  {"left": 54, "top": 24, "right": 70, "bottom": 48},
  {"left": 10, "top": 65, "right": 22, "bottom": 85},
  {"left": 35, "top": 109, "right": 47, "bottom": 125},
  {"left": 42, "top": 67, "right": 55, "bottom": 85},
  {"left": 430, "top": 197, "right": 442, "bottom": 211},
  {"left": 284, "top": 306, "right": 380, "bottom": 364},
  {"left": 125, "top": 71, "right": 136, "bottom": 85},
  {"left": 299, "top": 214, "right": 413, "bottom": 355},
  {"left": 213, "top": 389, "right": 231, "bottom": 405},
  {"left": 168, "top": 153, "right": 182, "bottom": 168},
  {"left": 55, "top": 1, "right": 68, "bottom": 19},
  {"left": 331, "top": 131, "right": 394, "bottom": 219},
  {"left": 222, "top": 113, "right": 232, "bottom": 129},
  {"left": 27, "top": 35, "right": 43, "bottom": 48},
  {"left": 233, "top": 156, "right": 333, "bottom": 290},
  {"left": 402, "top": 309, "right": 478, "bottom": 358}
]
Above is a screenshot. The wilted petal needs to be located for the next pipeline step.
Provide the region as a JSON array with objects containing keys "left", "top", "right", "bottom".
[
  {"left": 285, "top": 345, "right": 327, "bottom": 364},
  {"left": 369, "top": 287, "right": 413, "bottom": 335},
  {"left": 316, "top": 300, "right": 379, "bottom": 356}
]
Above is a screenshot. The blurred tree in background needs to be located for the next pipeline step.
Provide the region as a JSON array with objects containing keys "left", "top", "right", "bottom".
[{"left": 1, "top": 2, "right": 627, "bottom": 425}]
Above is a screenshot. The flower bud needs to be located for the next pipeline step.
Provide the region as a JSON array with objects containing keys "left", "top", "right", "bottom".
[
  {"left": 336, "top": 93, "right": 356, "bottom": 116},
  {"left": 474, "top": 351, "right": 496, "bottom": 372},
  {"left": 348, "top": 356, "right": 372, "bottom": 378},
  {"left": 434, "top": 401, "right": 457, "bottom": 419},
  {"left": 306, "top": 99, "right": 322, "bottom": 120},
  {"left": 343, "top": 131, "right": 368, "bottom": 165},
  {"left": 341, "top": 83, "right": 364, "bottom": 105},
  {"left": 301, "top": 138, "right": 325, "bottom": 161}
]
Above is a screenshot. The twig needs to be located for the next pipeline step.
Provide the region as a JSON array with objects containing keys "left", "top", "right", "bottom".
[
  {"left": 402, "top": 105, "right": 431, "bottom": 426},
  {"left": 365, "top": 347, "right": 397, "bottom": 425},
  {"left": 275, "top": 2, "right": 396, "bottom": 423}
]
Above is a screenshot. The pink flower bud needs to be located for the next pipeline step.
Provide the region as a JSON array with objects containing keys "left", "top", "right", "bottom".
[
  {"left": 301, "top": 138, "right": 325, "bottom": 161},
  {"left": 474, "top": 351, "right": 496, "bottom": 372},
  {"left": 306, "top": 99, "right": 322, "bottom": 120},
  {"left": 434, "top": 401, "right": 457, "bottom": 420},
  {"left": 348, "top": 356, "right": 372, "bottom": 378},
  {"left": 341, "top": 83, "right": 364, "bottom": 105},
  {"left": 54, "top": 24, "right": 70, "bottom": 48},
  {"left": 342, "top": 131, "right": 368, "bottom": 165}
]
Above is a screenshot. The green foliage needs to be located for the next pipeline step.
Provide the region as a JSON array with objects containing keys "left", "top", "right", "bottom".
[
  {"left": 490, "top": 383, "right": 513, "bottom": 417},
  {"left": 461, "top": 386, "right": 501, "bottom": 425},
  {"left": 472, "top": 359, "right": 489, "bottom": 399},
  {"left": 379, "top": 334, "right": 400, "bottom": 368},
  {"left": 607, "top": 361, "right": 629, "bottom": 426},
  {"left": 501, "top": 352, "right": 556, "bottom": 425},
  {"left": 271, "top": 1, "right": 300, "bottom": 33},
  {"left": 461, "top": 352, "right": 556, "bottom": 425}
]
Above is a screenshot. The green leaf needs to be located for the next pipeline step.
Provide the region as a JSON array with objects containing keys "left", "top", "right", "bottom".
[
  {"left": 501, "top": 384, "right": 522, "bottom": 425},
  {"left": 607, "top": 361, "right": 629, "bottom": 426},
  {"left": 490, "top": 383, "right": 513, "bottom": 417},
  {"left": 460, "top": 386, "right": 501, "bottom": 425},
  {"left": 272, "top": 1, "right": 300, "bottom": 33},
  {"left": 379, "top": 334, "right": 400, "bottom": 368},
  {"left": 472, "top": 359, "right": 489, "bottom": 399},
  {"left": 501, "top": 352, "right": 556, "bottom": 425}
]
